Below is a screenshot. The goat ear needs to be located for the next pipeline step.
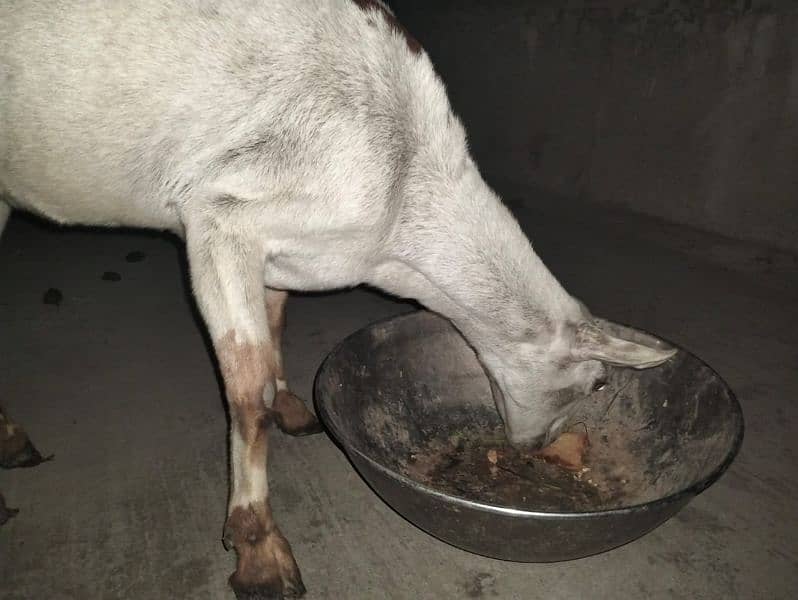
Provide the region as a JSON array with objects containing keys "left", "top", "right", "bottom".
[{"left": 572, "top": 322, "right": 677, "bottom": 369}]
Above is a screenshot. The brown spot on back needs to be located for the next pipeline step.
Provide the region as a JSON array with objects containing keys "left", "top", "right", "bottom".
[{"left": 352, "top": 0, "right": 422, "bottom": 54}]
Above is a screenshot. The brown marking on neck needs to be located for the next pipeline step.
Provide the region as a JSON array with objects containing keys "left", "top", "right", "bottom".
[{"left": 352, "top": 0, "right": 422, "bottom": 54}]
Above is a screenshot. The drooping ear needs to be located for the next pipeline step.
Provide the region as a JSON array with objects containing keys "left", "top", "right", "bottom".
[{"left": 572, "top": 321, "right": 677, "bottom": 369}]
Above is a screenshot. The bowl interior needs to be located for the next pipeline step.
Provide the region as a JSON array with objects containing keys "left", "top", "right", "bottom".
[{"left": 318, "top": 311, "right": 742, "bottom": 513}]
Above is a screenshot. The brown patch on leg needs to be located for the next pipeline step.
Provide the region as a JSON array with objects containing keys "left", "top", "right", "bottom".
[
  {"left": 0, "top": 492, "right": 18, "bottom": 525},
  {"left": 217, "top": 333, "right": 276, "bottom": 477},
  {"left": 0, "top": 407, "right": 52, "bottom": 469},
  {"left": 272, "top": 391, "right": 323, "bottom": 437},
  {"left": 234, "top": 401, "right": 274, "bottom": 460},
  {"left": 216, "top": 333, "right": 275, "bottom": 403},
  {"left": 225, "top": 501, "right": 306, "bottom": 599}
]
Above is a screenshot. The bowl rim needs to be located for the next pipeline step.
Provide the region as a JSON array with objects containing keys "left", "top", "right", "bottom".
[{"left": 313, "top": 309, "right": 745, "bottom": 519}]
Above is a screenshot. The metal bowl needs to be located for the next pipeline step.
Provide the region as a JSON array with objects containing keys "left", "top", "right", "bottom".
[{"left": 314, "top": 311, "right": 744, "bottom": 562}]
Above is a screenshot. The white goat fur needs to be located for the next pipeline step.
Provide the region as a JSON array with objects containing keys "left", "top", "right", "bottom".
[{"left": 1, "top": 0, "right": 672, "bottom": 446}]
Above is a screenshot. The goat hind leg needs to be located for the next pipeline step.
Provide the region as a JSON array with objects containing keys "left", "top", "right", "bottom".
[{"left": 265, "top": 288, "right": 322, "bottom": 437}]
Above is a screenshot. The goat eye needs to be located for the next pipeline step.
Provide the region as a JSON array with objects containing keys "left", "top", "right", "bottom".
[{"left": 593, "top": 379, "right": 607, "bottom": 392}]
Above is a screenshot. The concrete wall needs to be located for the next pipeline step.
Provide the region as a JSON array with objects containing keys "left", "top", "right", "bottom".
[{"left": 394, "top": 1, "right": 798, "bottom": 252}]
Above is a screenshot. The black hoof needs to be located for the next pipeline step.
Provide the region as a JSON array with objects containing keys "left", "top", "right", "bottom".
[
  {"left": 0, "top": 493, "right": 19, "bottom": 526},
  {"left": 278, "top": 416, "right": 324, "bottom": 437},
  {"left": 230, "top": 577, "right": 306, "bottom": 600},
  {"left": 272, "top": 391, "right": 324, "bottom": 437},
  {"left": 0, "top": 438, "right": 53, "bottom": 469},
  {"left": 272, "top": 390, "right": 324, "bottom": 436}
]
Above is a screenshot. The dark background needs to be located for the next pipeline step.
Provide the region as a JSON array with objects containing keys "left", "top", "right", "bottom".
[
  {"left": 394, "top": 0, "right": 798, "bottom": 252},
  {"left": 1, "top": 2, "right": 796, "bottom": 598}
]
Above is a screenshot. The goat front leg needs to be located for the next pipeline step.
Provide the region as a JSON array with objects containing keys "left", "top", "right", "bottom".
[
  {"left": 265, "top": 289, "right": 323, "bottom": 436},
  {"left": 187, "top": 232, "right": 305, "bottom": 599}
]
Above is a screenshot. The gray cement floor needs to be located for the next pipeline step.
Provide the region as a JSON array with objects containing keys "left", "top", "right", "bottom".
[{"left": 1, "top": 200, "right": 796, "bottom": 599}]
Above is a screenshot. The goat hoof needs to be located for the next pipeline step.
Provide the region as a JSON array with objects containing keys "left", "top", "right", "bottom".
[
  {"left": 230, "top": 578, "right": 306, "bottom": 600},
  {"left": 272, "top": 392, "right": 324, "bottom": 437},
  {"left": 229, "top": 560, "right": 306, "bottom": 600},
  {"left": 282, "top": 417, "right": 324, "bottom": 437},
  {"left": 226, "top": 502, "right": 306, "bottom": 599}
]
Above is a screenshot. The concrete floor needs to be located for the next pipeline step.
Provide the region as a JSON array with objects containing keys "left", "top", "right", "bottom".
[{"left": 1, "top": 199, "right": 796, "bottom": 599}]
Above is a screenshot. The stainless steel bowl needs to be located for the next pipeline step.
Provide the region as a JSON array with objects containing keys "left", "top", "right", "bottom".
[{"left": 314, "top": 311, "right": 744, "bottom": 562}]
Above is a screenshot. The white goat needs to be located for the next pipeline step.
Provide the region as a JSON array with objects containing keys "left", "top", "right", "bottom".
[{"left": 0, "top": 1, "right": 674, "bottom": 597}]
